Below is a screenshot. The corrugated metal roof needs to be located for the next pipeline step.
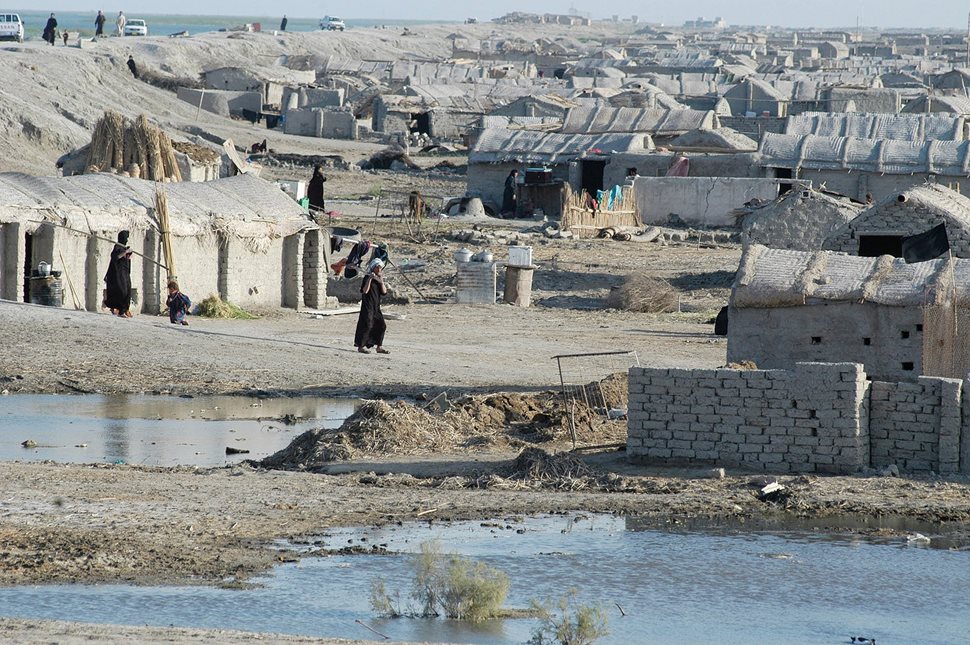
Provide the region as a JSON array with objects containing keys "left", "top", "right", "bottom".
[
  {"left": 470, "top": 128, "right": 650, "bottom": 164},
  {"left": 732, "top": 245, "right": 970, "bottom": 308},
  {"left": 785, "top": 112, "right": 965, "bottom": 141},
  {"left": 560, "top": 106, "right": 715, "bottom": 135},
  {"left": 759, "top": 133, "right": 970, "bottom": 175}
]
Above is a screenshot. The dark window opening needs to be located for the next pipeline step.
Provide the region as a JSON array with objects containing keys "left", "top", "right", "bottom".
[
  {"left": 811, "top": 428, "right": 818, "bottom": 437},
  {"left": 902, "top": 362, "right": 915, "bottom": 371},
  {"left": 791, "top": 400, "right": 798, "bottom": 409},
  {"left": 773, "top": 167, "right": 793, "bottom": 195},
  {"left": 858, "top": 235, "right": 903, "bottom": 258},
  {"left": 811, "top": 336, "right": 822, "bottom": 345},
  {"left": 863, "top": 337, "right": 871, "bottom": 346},
  {"left": 411, "top": 112, "right": 431, "bottom": 135},
  {"left": 901, "top": 330, "right": 910, "bottom": 339},
  {"left": 809, "top": 410, "right": 817, "bottom": 419},
  {"left": 916, "top": 324, "right": 923, "bottom": 332}
]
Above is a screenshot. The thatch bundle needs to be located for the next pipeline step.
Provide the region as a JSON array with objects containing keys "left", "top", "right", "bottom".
[
  {"left": 606, "top": 274, "right": 679, "bottom": 313},
  {"left": 86, "top": 111, "right": 183, "bottom": 181}
]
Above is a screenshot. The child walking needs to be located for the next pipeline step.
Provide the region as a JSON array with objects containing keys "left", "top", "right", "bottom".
[{"left": 166, "top": 280, "right": 191, "bottom": 326}]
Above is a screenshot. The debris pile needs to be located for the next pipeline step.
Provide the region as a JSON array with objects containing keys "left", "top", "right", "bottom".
[
  {"left": 85, "top": 111, "right": 182, "bottom": 181},
  {"left": 260, "top": 374, "right": 630, "bottom": 471}
]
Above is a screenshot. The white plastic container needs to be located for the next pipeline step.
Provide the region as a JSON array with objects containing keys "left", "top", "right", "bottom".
[{"left": 507, "top": 245, "right": 532, "bottom": 268}]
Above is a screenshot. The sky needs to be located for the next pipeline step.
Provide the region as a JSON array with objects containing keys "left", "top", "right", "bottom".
[{"left": 28, "top": 1, "right": 970, "bottom": 29}]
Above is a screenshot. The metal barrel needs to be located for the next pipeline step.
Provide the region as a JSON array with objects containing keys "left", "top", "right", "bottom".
[{"left": 29, "top": 276, "right": 63, "bottom": 307}]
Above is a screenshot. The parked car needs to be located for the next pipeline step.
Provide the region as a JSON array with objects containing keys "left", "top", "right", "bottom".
[
  {"left": 124, "top": 18, "right": 148, "bottom": 36},
  {"left": 321, "top": 16, "right": 345, "bottom": 31},
  {"left": 0, "top": 13, "right": 24, "bottom": 42}
]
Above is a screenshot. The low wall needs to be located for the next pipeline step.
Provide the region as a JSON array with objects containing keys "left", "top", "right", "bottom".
[
  {"left": 628, "top": 362, "right": 970, "bottom": 475},
  {"left": 633, "top": 177, "right": 782, "bottom": 227}
]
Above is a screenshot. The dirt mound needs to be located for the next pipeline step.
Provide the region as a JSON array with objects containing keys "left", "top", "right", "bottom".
[
  {"left": 261, "top": 374, "right": 630, "bottom": 471},
  {"left": 260, "top": 400, "right": 458, "bottom": 470}
]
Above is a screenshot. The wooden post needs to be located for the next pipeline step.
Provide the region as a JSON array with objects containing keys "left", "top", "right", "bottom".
[{"left": 155, "top": 186, "right": 176, "bottom": 283}]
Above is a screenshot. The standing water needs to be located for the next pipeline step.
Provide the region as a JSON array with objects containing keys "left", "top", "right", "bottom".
[
  {"left": 0, "top": 514, "right": 966, "bottom": 644},
  {"left": 1, "top": 394, "right": 356, "bottom": 466}
]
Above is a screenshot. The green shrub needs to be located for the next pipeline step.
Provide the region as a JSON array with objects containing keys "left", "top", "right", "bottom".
[
  {"left": 370, "top": 540, "right": 510, "bottom": 622},
  {"left": 528, "top": 589, "right": 609, "bottom": 645}
]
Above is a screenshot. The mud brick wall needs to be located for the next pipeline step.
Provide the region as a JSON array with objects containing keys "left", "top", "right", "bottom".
[
  {"left": 869, "top": 378, "right": 962, "bottom": 474},
  {"left": 629, "top": 363, "right": 970, "bottom": 475},
  {"left": 628, "top": 362, "right": 869, "bottom": 474}
]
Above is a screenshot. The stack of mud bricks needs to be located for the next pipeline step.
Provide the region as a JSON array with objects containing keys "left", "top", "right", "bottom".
[
  {"left": 627, "top": 362, "right": 870, "bottom": 474},
  {"left": 869, "top": 378, "right": 962, "bottom": 474},
  {"left": 301, "top": 230, "right": 336, "bottom": 309}
]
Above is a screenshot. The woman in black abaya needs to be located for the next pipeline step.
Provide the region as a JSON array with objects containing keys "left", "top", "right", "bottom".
[
  {"left": 104, "top": 230, "right": 133, "bottom": 317},
  {"left": 354, "top": 258, "right": 389, "bottom": 354}
]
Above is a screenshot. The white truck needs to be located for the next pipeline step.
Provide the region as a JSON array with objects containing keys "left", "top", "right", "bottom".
[{"left": 0, "top": 13, "right": 24, "bottom": 43}]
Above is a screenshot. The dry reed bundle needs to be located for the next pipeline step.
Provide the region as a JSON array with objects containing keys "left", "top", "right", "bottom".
[
  {"left": 561, "top": 183, "right": 641, "bottom": 237},
  {"left": 86, "top": 110, "right": 126, "bottom": 172},
  {"left": 84, "top": 111, "right": 182, "bottom": 181},
  {"left": 606, "top": 274, "right": 679, "bottom": 313},
  {"left": 196, "top": 294, "right": 256, "bottom": 319}
]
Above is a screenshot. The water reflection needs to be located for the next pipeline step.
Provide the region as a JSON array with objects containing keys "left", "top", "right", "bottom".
[{"left": 1, "top": 394, "right": 358, "bottom": 467}]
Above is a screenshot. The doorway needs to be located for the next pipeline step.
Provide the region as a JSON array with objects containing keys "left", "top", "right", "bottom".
[
  {"left": 580, "top": 159, "right": 606, "bottom": 196},
  {"left": 22, "top": 232, "right": 32, "bottom": 302},
  {"left": 858, "top": 235, "right": 903, "bottom": 257},
  {"left": 773, "top": 167, "right": 793, "bottom": 195}
]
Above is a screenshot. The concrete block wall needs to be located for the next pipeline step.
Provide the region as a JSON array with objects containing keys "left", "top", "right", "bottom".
[
  {"left": 281, "top": 234, "right": 304, "bottom": 309},
  {"left": 221, "top": 236, "right": 285, "bottom": 309},
  {"left": 629, "top": 362, "right": 970, "bottom": 475},
  {"left": 869, "top": 377, "right": 963, "bottom": 474},
  {"left": 628, "top": 362, "right": 869, "bottom": 474}
]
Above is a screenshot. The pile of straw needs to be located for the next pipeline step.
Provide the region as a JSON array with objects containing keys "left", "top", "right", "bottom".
[
  {"left": 85, "top": 111, "right": 183, "bottom": 181},
  {"left": 606, "top": 274, "right": 679, "bottom": 313},
  {"left": 196, "top": 294, "right": 257, "bottom": 319}
]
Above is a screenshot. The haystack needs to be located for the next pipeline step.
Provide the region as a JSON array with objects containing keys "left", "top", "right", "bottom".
[
  {"left": 85, "top": 111, "right": 183, "bottom": 181},
  {"left": 606, "top": 275, "right": 679, "bottom": 313}
]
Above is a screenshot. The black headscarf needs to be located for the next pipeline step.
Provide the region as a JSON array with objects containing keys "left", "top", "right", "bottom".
[{"left": 118, "top": 230, "right": 130, "bottom": 245}]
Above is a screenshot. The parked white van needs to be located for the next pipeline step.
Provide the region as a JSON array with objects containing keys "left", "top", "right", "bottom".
[{"left": 0, "top": 13, "right": 24, "bottom": 43}]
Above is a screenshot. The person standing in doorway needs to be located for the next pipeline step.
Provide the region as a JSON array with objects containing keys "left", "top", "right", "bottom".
[
  {"left": 502, "top": 169, "right": 519, "bottom": 218},
  {"left": 104, "top": 230, "right": 133, "bottom": 317},
  {"left": 354, "top": 259, "right": 389, "bottom": 354},
  {"left": 280, "top": 15, "right": 288, "bottom": 31},
  {"left": 307, "top": 164, "right": 327, "bottom": 214},
  {"left": 42, "top": 14, "right": 57, "bottom": 45},
  {"left": 116, "top": 11, "right": 126, "bottom": 37},
  {"left": 95, "top": 10, "right": 106, "bottom": 37}
]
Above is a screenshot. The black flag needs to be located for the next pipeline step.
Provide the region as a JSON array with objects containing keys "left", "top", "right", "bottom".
[{"left": 901, "top": 223, "right": 949, "bottom": 264}]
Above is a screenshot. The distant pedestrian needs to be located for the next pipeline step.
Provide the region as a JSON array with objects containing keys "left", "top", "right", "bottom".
[
  {"left": 166, "top": 280, "right": 191, "bottom": 326},
  {"left": 104, "top": 230, "right": 133, "bottom": 317},
  {"left": 307, "top": 164, "right": 327, "bottom": 213},
  {"left": 116, "top": 11, "right": 126, "bottom": 37},
  {"left": 62, "top": 30, "right": 69, "bottom": 46},
  {"left": 95, "top": 10, "right": 106, "bottom": 37},
  {"left": 502, "top": 169, "right": 519, "bottom": 217},
  {"left": 280, "top": 15, "right": 288, "bottom": 31},
  {"left": 127, "top": 55, "right": 139, "bottom": 78},
  {"left": 42, "top": 13, "right": 57, "bottom": 45},
  {"left": 355, "top": 259, "right": 389, "bottom": 354}
]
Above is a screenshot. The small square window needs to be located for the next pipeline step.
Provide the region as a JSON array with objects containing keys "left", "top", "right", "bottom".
[
  {"left": 902, "top": 362, "right": 915, "bottom": 371},
  {"left": 901, "top": 331, "right": 910, "bottom": 339},
  {"left": 863, "top": 338, "right": 871, "bottom": 346},
  {"left": 811, "top": 336, "right": 822, "bottom": 345},
  {"left": 916, "top": 324, "right": 923, "bottom": 332}
]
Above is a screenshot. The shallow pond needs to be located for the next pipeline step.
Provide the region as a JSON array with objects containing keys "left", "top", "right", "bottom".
[
  {"left": 0, "top": 514, "right": 966, "bottom": 644},
  {"left": 0, "top": 394, "right": 356, "bottom": 466}
]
